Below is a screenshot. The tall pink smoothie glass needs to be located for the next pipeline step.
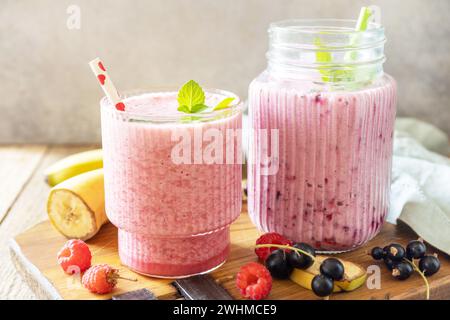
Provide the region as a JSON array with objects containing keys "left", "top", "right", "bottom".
[
  {"left": 101, "top": 89, "right": 242, "bottom": 277},
  {"left": 248, "top": 19, "right": 397, "bottom": 252}
]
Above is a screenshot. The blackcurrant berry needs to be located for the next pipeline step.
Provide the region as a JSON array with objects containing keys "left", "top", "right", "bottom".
[
  {"left": 419, "top": 255, "right": 440, "bottom": 277},
  {"left": 320, "top": 258, "right": 344, "bottom": 280},
  {"left": 406, "top": 240, "right": 426, "bottom": 260},
  {"left": 265, "top": 249, "right": 293, "bottom": 279},
  {"left": 287, "top": 243, "right": 316, "bottom": 269},
  {"left": 392, "top": 262, "right": 413, "bottom": 280},
  {"left": 370, "top": 247, "right": 385, "bottom": 260},
  {"left": 385, "top": 243, "right": 405, "bottom": 261},
  {"left": 311, "top": 274, "right": 334, "bottom": 297},
  {"left": 383, "top": 257, "right": 398, "bottom": 270}
]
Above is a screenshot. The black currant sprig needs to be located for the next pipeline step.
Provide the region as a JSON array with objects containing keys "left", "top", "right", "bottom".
[
  {"left": 406, "top": 240, "right": 426, "bottom": 260},
  {"left": 402, "top": 257, "right": 430, "bottom": 300},
  {"left": 320, "top": 258, "right": 345, "bottom": 281},
  {"left": 311, "top": 274, "right": 334, "bottom": 297},
  {"left": 418, "top": 254, "right": 440, "bottom": 276},
  {"left": 312, "top": 258, "right": 345, "bottom": 298},
  {"left": 255, "top": 243, "right": 316, "bottom": 282},
  {"left": 370, "top": 247, "right": 384, "bottom": 260},
  {"left": 254, "top": 243, "right": 316, "bottom": 262},
  {"left": 391, "top": 261, "right": 413, "bottom": 280},
  {"left": 265, "top": 249, "right": 293, "bottom": 279},
  {"left": 255, "top": 243, "right": 346, "bottom": 299},
  {"left": 370, "top": 238, "right": 441, "bottom": 300},
  {"left": 288, "top": 243, "right": 316, "bottom": 269}
]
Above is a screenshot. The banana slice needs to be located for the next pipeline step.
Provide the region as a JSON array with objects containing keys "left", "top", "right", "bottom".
[
  {"left": 44, "top": 149, "right": 103, "bottom": 186},
  {"left": 47, "top": 169, "right": 108, "bottom": 240},
  {"left": 290, "top": 255, "right": 367, "bottom": 292}
]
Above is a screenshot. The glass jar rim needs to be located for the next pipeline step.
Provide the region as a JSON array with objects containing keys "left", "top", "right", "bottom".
[
  {"left": 268, "top": 19, "right": 385, "bottom": 51},
  {"left": 269, "top": 18, "right": 384, "bottom": 36},
  {"left": 266, "top": 18, "right": 386, "bottom": 86},
  {"left": 100, "top": 87, "right": 242, "bottom": 124}
]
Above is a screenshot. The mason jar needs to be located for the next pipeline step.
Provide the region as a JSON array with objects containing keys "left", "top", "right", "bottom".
[{"left": 247, "top": 19, "right": 397, "bottom": 252}]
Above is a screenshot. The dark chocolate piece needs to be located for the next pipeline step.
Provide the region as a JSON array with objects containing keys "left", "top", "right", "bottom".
[
  {"left": 173, "top": 275, "right": 233, "bottom": 300},
  {"left": 112, "top": 288, "right": 157, "bottom": 300}
]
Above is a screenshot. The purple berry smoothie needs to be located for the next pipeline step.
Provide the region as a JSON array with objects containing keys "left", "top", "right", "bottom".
[
  {"left": 248, "top": 74, "right": 397, "bottom": 251},
  {"left": 247, "top": 18, "right": 397, "bottom": 252}
]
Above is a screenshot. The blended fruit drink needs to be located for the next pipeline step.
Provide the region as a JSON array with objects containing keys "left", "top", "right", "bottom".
[
  {"left": 248, "top": 18, "right": 397, "bottom": 251},
  {"left": 101, "top": 89, "right": 242, "bottom": 277}
]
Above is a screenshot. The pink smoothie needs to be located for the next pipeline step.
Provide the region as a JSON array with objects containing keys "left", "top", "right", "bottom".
[
  {"left": 248, "top": 73, "right": 397, "bottom": 251},
  {"left": 101, "top": 91, "right": 242, "bottom": 277}
]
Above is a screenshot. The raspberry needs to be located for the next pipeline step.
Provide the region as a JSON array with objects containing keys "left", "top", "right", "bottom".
[
  {"left": 82, "top": 264, "right": 119, "bottom": 294},
  {"left": 57, "top": 239, "right": 92, "bottom": 274},
  {"left": 255, "top": 232, "right": 292, "bottom": 261},
  {"left": 236, "top": 262, "right": 272, "bottom": 300}
]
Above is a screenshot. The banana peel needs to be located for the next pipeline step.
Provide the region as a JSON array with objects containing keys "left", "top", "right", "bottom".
[
  {"left": 44, "top": 149, "right": 103, "bottom": 186},
  {"left": 290, "top": 255, "right": 367, "bottom": 292},
  {"left": 47, "top": 169, "right": 108, "bottom": 240}
]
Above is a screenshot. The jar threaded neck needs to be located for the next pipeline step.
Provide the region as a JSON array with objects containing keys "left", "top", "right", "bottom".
[{"left": 267, "top": 19, "right": 386, "bottom": 85}]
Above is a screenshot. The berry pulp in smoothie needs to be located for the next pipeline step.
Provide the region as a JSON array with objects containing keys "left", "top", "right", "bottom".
[{"left": 248, "top": 74, "right": 397, "bottom": 251}]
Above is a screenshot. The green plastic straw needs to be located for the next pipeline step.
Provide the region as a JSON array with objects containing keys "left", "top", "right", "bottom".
[
  {"left": 347, "top": 7, "right": 373, "bottom": 60},
  {"left": 355, "top": 6, "right": 373, "bottom": 31},
  {"left": 316, "top": 6, "right": 374, "bottom": 83}
]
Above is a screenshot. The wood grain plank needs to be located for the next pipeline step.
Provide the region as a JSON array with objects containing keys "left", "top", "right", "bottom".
[
  {"left": 10, "top": 207, "right": 450, "bottom": 300},
  {"left": 11, "top": 222, "right": 179, "bottom": 300},
  {"left": 0, "top": 145, "right": 47, "bottom": 224},
  {"left": 4, "top": 146, "right": 450, "bottom": 300},
  {"left": 214, "top": 214, "right": 450, "bottom": 300},
  {"left": 0, "top": 145, "right": 97, "bottom": 299}
]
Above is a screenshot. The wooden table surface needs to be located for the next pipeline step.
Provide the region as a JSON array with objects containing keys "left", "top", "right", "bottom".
[
  {"left": 0, "top": 145, "right": 98, "bottom": 299},
  {"left": 1, "top": 145, "right": 449, "bottom": 300}
]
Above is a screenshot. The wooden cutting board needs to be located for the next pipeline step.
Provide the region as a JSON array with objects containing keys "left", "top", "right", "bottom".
[{"left": 9, "top": 202, "right": 450, "bottom": 300}]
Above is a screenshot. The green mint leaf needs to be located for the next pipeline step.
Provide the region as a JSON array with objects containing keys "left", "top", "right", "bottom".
[
  {"left": 177, "top": 80, "right": 205, "bottom": 113},
  {"left": 213, "top": 97, "right": 235, "bottom": 111},
  {"left": 177, "top": 105, "right": 190, "bottom": 113},
  {"left": 190, "top": 104, "right": 208, "bottom": 113},
  {"left": 181, "top": 115, "right": 202, "bottom": 123}
]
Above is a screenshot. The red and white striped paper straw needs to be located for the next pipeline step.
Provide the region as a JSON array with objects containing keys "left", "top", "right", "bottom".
[{"left": 89, "top": 57, "right": 125, "bottom": 111}]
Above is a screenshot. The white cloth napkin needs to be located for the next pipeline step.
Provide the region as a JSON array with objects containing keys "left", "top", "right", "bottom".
[
  {"left": 242, "top": 115, "right": 450, "bottom": 254},
  {"left": 389, "top": 118, "right": 450, "bottom": 255}
]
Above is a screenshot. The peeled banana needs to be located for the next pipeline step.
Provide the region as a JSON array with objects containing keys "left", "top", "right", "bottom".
[
  {"left": 47, "top": 169, "right": 108, "bottom": 240},
  {"left": 44, "top": 149, "right": 103, "bottom": 186},
  {"left": 290, "top": 256, "right": 367, "bottom": 293}
]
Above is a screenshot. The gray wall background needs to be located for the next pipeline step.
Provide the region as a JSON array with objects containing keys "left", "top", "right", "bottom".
[{"left": 1, "top": 0, "right": 449, "bottom": 143}]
